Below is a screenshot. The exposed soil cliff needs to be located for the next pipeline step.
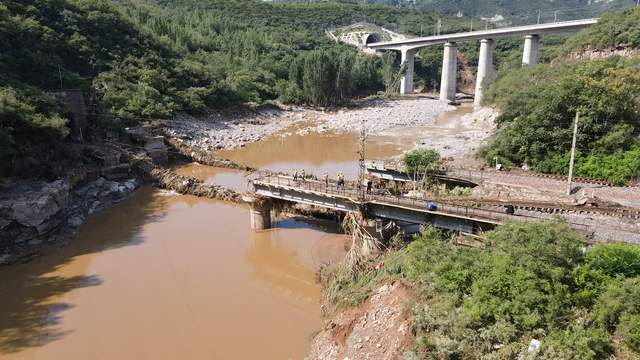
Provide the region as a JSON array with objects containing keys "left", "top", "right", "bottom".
[{"left": 309, "top": 282, "right": 414, "bottom": 360}]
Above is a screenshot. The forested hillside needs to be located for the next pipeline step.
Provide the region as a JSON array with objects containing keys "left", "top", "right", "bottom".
[
  {"left": 482, "top": 8, "right": 640, "bottom": 185},
  {"left": 0, "top": 0, "right": 467, "bottom": 179},
  {"left": 352, "top": 0, "right": 637, "bottom": 23}
]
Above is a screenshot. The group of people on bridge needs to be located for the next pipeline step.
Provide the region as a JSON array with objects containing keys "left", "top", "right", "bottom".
[{"left": 291, "top": 169, "right": 376, "bottom": 195}]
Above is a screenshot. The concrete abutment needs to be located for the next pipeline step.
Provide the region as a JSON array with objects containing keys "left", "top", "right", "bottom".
[{"left": 243, "top": 195, "right": 272, "bottom": 230}]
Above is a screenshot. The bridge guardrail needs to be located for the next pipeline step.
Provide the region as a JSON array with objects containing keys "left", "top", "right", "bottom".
[{"left": 249, "top": 172, "right": 592, "bottom": 233}]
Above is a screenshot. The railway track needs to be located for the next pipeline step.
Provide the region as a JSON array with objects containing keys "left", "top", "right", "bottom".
[
  {"left": 445, "top": 198, "right": 640, "bottom": 220},
  {"left": 448, "top": 168, "right": 639, "bottom": 188}
]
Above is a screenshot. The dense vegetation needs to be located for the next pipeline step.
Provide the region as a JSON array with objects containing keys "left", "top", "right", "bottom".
[
  {"left": 0, "top": 0, "right": 468, "bottom": 179},
  {"left": 481, "top": 8, "right": 640, "bottom": 185},
  {"left": 563, "top": 6, "right": 640, "bottom": 53},
  {"left": 326, "top": 221, "right": 640, "bottom": 358},
  {"left": 0, "top": 0, "right": 177, "bottom": 178},
  {"left": 325, "top": 0, "right": 637, "bottom": 22}
]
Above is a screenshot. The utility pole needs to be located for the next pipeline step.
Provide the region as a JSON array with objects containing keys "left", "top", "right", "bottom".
[
  {"left": 554, "top": 10, "right": 558, "bottom": 23},
  {"left": 537, "top": 9, "right": 541, "bottom": 24},
  {"left": 567, "top": 111, "right": 580, "bottom": 195},
  {"left": 58, "top": 64, "right": 63, "bottom": 89},
  {"left": 358, "top": 118, "right": 367, "bottom": 200}
]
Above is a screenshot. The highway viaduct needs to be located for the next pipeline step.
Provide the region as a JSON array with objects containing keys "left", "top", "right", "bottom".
[{"left": 365, "top": 19, "right": 599, "bottom": 105}]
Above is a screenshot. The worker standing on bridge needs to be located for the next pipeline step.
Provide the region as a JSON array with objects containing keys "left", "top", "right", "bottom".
[
  {"left": 300, "top": 169, "right": 306, "bottom": 182},
  {"left": 323, "top": 172, "right": 329, "bottom": 189},
  {"left": 293, "top": 169, "right": 298, "bottom": 181},
  {"left": 366, "top": 179, "right": 372, "bottom": 194},
  {"left": 337, "top": 172, "right": 345, "bottom": 190}
]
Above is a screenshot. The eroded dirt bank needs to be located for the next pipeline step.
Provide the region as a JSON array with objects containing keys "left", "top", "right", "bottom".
[{"left": 309, "top": 282, "right": 414, "bottom": 360}]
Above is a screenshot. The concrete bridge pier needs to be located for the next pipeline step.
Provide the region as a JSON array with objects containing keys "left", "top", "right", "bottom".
[
  {"left": 439, "top": 42, "right": 457, "bottom": 102},
  {"left": 400, "top": 48, "right": 416, "bottom": 94},
  {"left": 522, "top": 35, "right": 540, "bottom": 66},
  {"left": 243, "top": 195, "right": 272, "bottom": 230},
  {"left": 474, "top": 39, "right": 494, "bottom": 106}
]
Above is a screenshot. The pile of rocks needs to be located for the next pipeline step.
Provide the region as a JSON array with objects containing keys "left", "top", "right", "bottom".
[
  {"left": 312, "top": 98, "right": 453, "bottom": 134},
  {"left": 162, "top": 107, "right": 310, "bottom": 151},
  {"left": 148, "top": 168, "right": 243, "bottom": 203}
]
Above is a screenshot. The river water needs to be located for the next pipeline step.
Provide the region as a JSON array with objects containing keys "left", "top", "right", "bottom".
[
  {"left": 0, "top": 104, "right": 474, "bottom": 359},
  {"left": 0, "top": 187, "right": 347, "bottom": 360}
]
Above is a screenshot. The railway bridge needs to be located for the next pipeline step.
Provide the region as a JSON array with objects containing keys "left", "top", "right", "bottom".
[
  {"left": 245, "top": 173, "right": 579, "bottom": 235},
  {"left": 366, "top": 18, "right": 598, "bottom": 104}
]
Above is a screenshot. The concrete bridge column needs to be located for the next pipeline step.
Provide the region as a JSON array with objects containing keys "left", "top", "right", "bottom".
[
  {"left": 522, "top": 35, "right": 540, "bottom": 66},
  {"left": 400, "top": 48, "right": 416, "bottom": 94},
  {"left": 243, "top": 195, "right": 272, "bottom": 230},
  {"left": 439, "top": 42, "right": 457, "bottom": 102},
  {"left": 474, "top": 39, "right": 494, "bottom": 106}
]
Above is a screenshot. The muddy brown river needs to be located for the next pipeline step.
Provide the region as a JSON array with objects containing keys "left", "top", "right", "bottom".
[
  {"left": 0, "top": 188, "right": 347, "bottom": 360},
  {"left": 0, "top": 104, "right": 476, "bottom": 359}
]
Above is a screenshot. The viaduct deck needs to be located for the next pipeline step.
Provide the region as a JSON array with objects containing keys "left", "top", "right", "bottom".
[
  {"left": 248, "top": 174, "right": 587, "bottom": 234},
  {"left": 366, "top": 19, "right": 599, "bottom": 51}
]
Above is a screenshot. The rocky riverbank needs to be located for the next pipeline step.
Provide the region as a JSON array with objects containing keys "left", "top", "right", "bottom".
[
  {"left": 413, "top": 105, "right": 498, "bottom": 164},
  {"left": 160, "top": 97, "right": 465, "bottom": 154},
  {"left": 308, "top": 97, "right": 454, "bottom": 135},
  {"left": 0, "top": 176, "right": 140, "bottom": 265},
  {"left": 161, "top": 106, "right": 311, "bottom": 151}
]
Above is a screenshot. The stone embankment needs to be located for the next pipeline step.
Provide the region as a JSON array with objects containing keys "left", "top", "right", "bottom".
[
  {"left": 0, "top": 176, "right": 140, "bottom": 265},
  {"left": 309, "top": 282, "right": 413, "bottom": 360},
  {"left": 146, "top": 167, "right": 243, "bottom": 203},
  {"left": 161, "top": 134, "right": 255, "bottom": 171}
]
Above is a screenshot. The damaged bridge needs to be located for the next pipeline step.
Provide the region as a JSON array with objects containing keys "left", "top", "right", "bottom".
[{"left": 246, "top": 174, "right": 541, "bottom": 234}]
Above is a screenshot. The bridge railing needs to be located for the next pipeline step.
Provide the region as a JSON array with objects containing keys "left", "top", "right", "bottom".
[{"left": 250, "top": 172, "right": 593, "bottom": 233}]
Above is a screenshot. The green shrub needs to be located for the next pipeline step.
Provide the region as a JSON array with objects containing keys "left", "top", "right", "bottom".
[
  {"left": 0, "top": 87, "right": 69, "bottom": 178},
  {"left": 403, "top": 148, "right": 441, "bottom": 174},
  {"left": 543, "top": 323, "right": 612, "bottom": 360},
  {"left": 586, "top": 243, "right": 640, "bottom": 278},
  {"left": 593, "top": 277, "right": 640, "bottom": 331},
  {"left": 619, "top": 313, "right": 640, "bottom": 353}
]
